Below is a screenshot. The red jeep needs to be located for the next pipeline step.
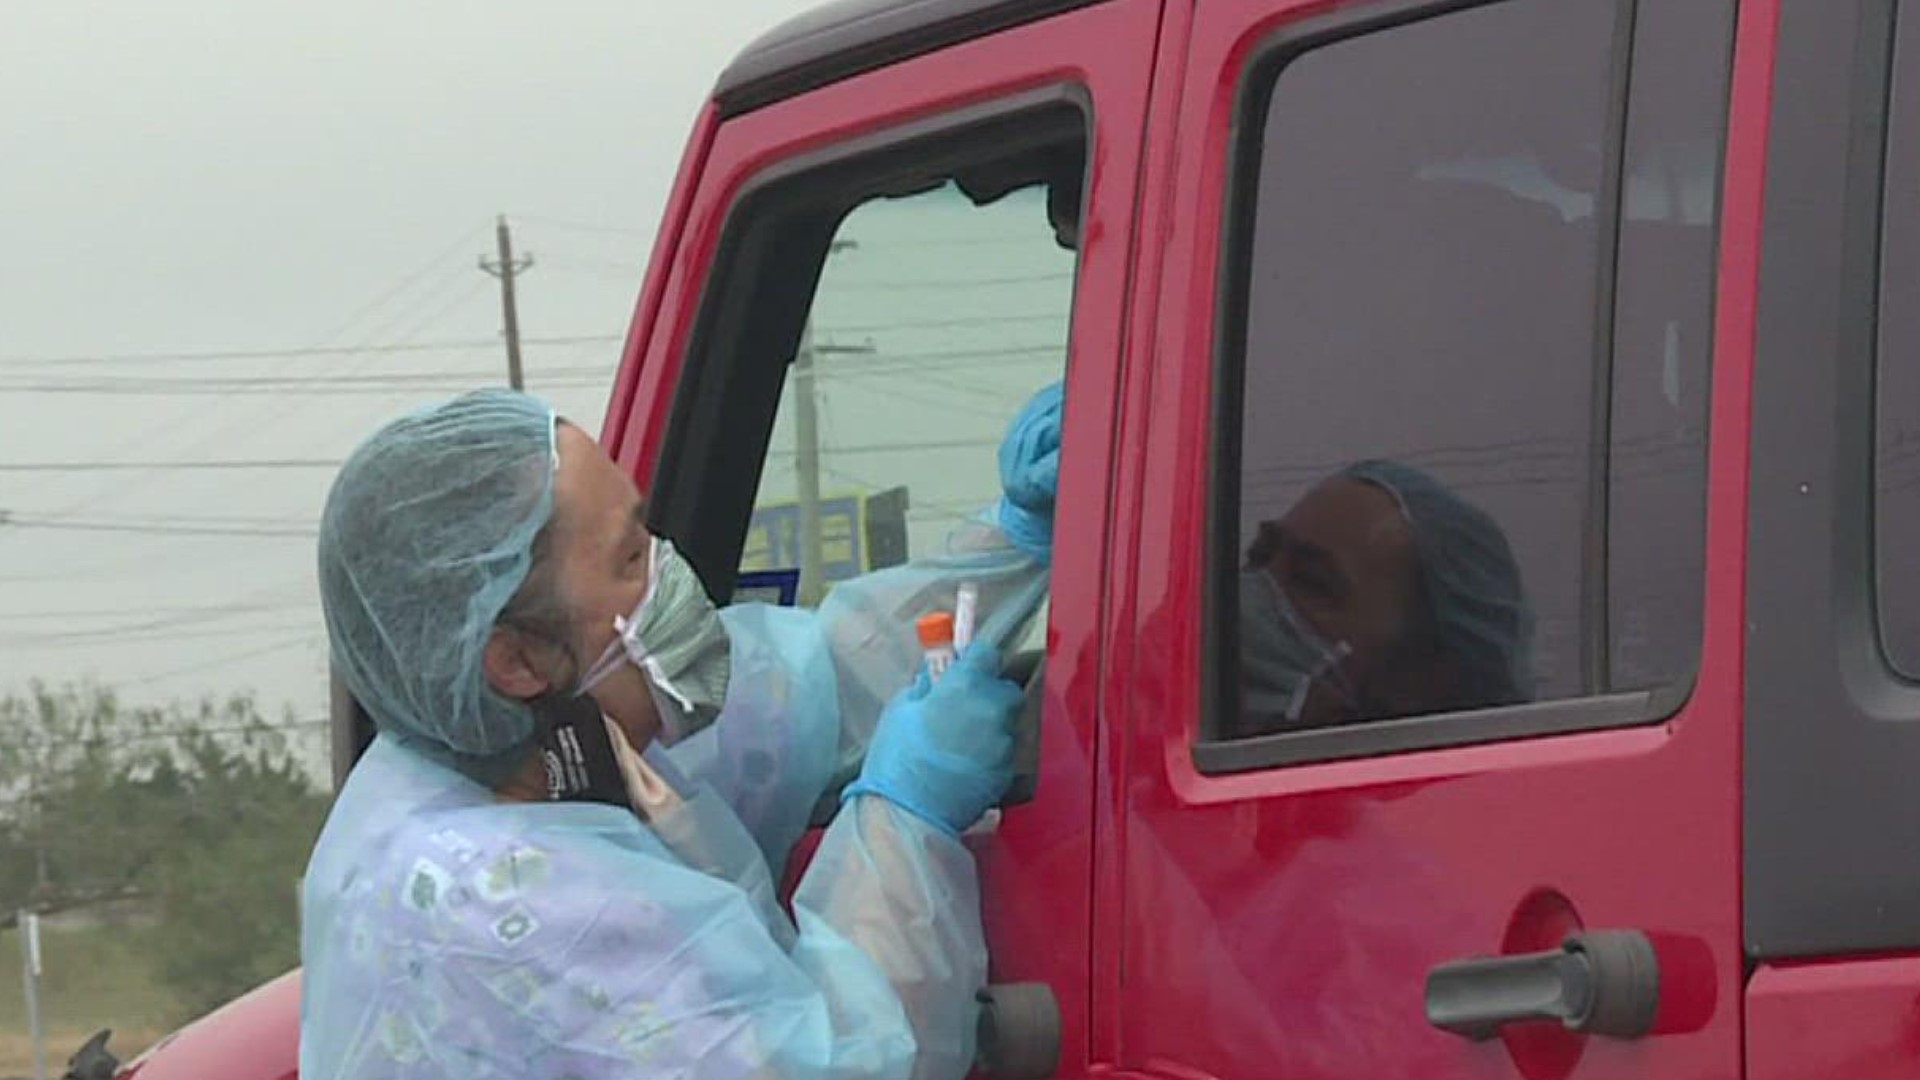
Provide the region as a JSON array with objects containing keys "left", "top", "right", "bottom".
[{"left": 107, "top": 0, "right": 1920, "bottom": 1077}]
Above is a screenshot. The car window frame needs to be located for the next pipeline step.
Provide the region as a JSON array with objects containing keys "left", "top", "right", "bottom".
[
  {"left": 1193, "top": 0, "right": 1724, "bottom": 775},
  {"left": 646, "top": 86, "right": 1091, "bottom": 600}
]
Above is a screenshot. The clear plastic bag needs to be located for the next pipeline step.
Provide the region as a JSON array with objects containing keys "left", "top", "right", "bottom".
[{"left": 812, "top": 510, "right": 1050, "bottom": 781}]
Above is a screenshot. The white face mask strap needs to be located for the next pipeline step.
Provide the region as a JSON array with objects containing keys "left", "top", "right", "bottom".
[
  {"left": 574, "top": 613, "right": 651, "bottom": 697},
  {"left": 643, "top": 655, "right": 698, "bottom": 712},
  {"left": 1263, "top": 572, "right": 1359, "bottom": 719},
  {"left": 641, "top": 535, "right": 669, "bottom": 608},
  {"left": 574, "top": 640, "right": 626, "bottom": 697},
  {"left": 1283, "top": 640, "right": 1358, "bottom": 723}
]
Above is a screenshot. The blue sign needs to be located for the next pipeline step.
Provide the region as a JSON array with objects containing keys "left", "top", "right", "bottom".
[
  {"left": 732, "top": 568, "right": 801, "bottom": 607},
  {"left": 739, "top": 496, "right": 865, "bottom": 583}
]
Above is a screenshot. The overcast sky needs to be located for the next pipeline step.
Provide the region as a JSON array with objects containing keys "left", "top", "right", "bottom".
[{"left": 0, "top": 0, "right": 815, "bottom": 766}]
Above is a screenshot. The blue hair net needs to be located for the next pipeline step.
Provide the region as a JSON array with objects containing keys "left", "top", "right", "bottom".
[
  {"left": 318, "top": 389, "right": 559, "bottom": 776},
  {"left": 1342, "top": 460, "right": 1536, "bottom": 705}
]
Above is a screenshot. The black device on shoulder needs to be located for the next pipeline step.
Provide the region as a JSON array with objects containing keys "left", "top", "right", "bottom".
[{"left": 529, "top": 693, "right": 630, "bottom": 809}]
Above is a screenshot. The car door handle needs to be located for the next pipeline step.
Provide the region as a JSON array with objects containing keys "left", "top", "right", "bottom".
[
  {"left": 1425, "top": 929, "right": 1659, "bottom": 1041},
  {"left": 976, "top": 983, "right": 1061, "bottom": 1079}
]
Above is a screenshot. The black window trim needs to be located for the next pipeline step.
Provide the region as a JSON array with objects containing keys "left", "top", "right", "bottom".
[
  {"left": 1741, "top": 0, "right": 1920, "bottom": 959},
  {"left": 1194, "top": 0, "right": 1727, "bottom": 777},
  {"left": 1856, "top": 0, "right": 1918, "bottom": 705},
  {"left": 1828, "top": 0, "right": 1920, "bottom": 759},
  {"left": 714, "top": 0, "right": 1107, "bottom": 118},
  {"left": 1782, "top": 0, "right": 1920, "bottom": 727},
  {"left": 1193, "top": 686, "right": 1690, "bottom": 773}
]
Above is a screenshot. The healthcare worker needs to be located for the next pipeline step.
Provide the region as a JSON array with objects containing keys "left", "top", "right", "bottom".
[{"left": 300, "top": 383, "right": 1063, "bottom": 1080}]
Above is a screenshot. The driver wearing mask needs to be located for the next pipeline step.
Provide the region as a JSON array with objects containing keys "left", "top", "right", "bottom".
[{"left": 1237, "top": 459, "right": 1534, "bottom": 735}]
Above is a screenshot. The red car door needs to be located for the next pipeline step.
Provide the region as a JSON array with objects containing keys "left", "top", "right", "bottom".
[
  {"left": 598, "top": 3, "right": 1166, "bottom": 1077},
  {"left": 1102, "top": 0, "right": 1757, "bottom": 1076}
]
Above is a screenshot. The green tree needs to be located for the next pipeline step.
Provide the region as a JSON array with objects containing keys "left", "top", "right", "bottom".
[
  {"left": 0, "top": 683, "right": 329, "bottom": 1020},
  {"left": 144, "top": 726, "right": 330, "bottom": 1016}
]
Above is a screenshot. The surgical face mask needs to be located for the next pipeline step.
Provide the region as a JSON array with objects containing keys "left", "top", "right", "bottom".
[
  {"left": 576, "top": 537, "right": 731, "bottom": 746},
  {"left": 1238, "top": 567, "right": 1358, "bottom": 727}
]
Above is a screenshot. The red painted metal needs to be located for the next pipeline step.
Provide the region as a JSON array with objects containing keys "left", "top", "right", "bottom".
[
  {"left": 1748, "top": 957, "right": 1920, "bottom": 1080},
  {"left": 597, "top": 3, "right": 1165, "bottom": 1076},
  {"left": 114, "top": 972, "right": 300, "bottom": 1080},
  {"left": 1091, "top": 0, "right": 1780, "bottom": 1074},
  {"left": 601, "top": 103, "right": 718, "bottom": 461}
]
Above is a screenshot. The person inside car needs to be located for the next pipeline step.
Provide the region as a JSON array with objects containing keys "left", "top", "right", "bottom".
[{"left": 1237, "top": 459, "right": 1534, "bottom": 735}]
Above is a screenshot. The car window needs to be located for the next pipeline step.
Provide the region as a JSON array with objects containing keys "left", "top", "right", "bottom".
[
  {"left": 1217, "top": 0, "right": 1722, "bottom": 745},
  {"left": 736, "top": 183, "right": 1072, "bottom": 624},
  {"left": 1877, "top": 5, "right": 1920, "bottom": 676}
]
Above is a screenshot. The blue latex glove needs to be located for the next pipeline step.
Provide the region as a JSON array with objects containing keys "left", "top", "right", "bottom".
[
  {"left": 996, "top": 381, "right": 1064, "bottom": 563},
  {"left": 842, "top": 643, "right": 1024, "bottom": 837}
]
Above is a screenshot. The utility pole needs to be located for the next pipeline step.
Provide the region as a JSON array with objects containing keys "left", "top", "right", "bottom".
[
  {"left": 792, "top": 237, "right": 874, "bottom": 607},
  {"left": 479, "top": 214, "right": 534, "bottom": 390},
  {"left": 794, "top": 322, "right": 825, "bottom": 608},
  {"left": 29, "top": 771, "right": 45, "bottom": 896},
  {"left": 19, "top": 908, "right": 45, "bottom": 1080}
]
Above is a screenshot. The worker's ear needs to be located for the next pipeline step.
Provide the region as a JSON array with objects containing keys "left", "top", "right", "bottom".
[{"left": 483, "top": 627, "right": 554, "bottom": 700}]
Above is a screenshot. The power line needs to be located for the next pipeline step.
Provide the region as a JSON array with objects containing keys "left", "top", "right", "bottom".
[
  {"left": 812, "top": 348, "right": 1064, "bottom": 378},
  {"left": 0, "top": 596, "right": 311, "bottom": 640},
  {"left": 123, "top": 633, "right": 318, "bottom": 688},
  {"left": 825, "top": 272, "right": 1073, "bottom": 293},
  {"left": 540, "top": 253, "right": 644, "bottom": 274},
  {"left": 828, "top": 371, "right": 1017, "bottom": 420},
  {"left": 1, "top": 510, "right": 313, "bottom": 527},
  {"left": 869, "top": 235, "right": 1062, "bottom": 250},
  {"left": 5, "top": 621, "right": 322, "bottom": 650},
  {"left": 513, "top": 213, "right": 652, "bottom": 237},
  {"left": 111, "top": 274, "right": 494, "bottom": 530},
  {"left": 307, "top": 224, "right": 493, "bottom": 345},
  {"left": 0, "top": 430, "right": 1004, "bottom": 476},
  {"left": 0, "top": 343, "right": 1052, "bottom": 395},
  {"left": 830, "top": 313, "right": 1066, "bottom": 333},
  {"left": 0, "top": 717, "right": 331, "bottom": 752},
  {"left": 2, "top": 231, "right": 518, "bottom": 530},
  {"left": 0, "top": 516, "right": 317, "bottom": 539},
  {"left": 124, "top": 718, "right": 331, "bottom": 742},
  {"left": 0, "top": 541, "right": 294, "bottom": 583},
  {"left": 0, "top": 363, "right": 616, "bottom": 395},
  {"left": 0, "top": 460, "right": 340, "bottom": 473},
  {"left": 515, "top": 213, "right": 1052, "bottom": 252},
  {"left": 0, "top": 335, "right": 620, "bottom": 371},
  {"left": 2, "top": 601, "right": 309, "bottom": 621},
  {"left": 325, "top": 272, "right": 487, "bottom": 360},
  {"left": 0, "top": 379, "right": 609, "bottom": 399},
  {"left": 766, "top": 437, "right": 1000, "bottom": 458},
  {"left": 0, "top": 584, "right": 314, "bottom": 647}
]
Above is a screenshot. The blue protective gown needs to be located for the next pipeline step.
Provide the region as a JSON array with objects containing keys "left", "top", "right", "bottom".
[{"left": 301, "top": 525, "right": 1046, "bottom": 1079}]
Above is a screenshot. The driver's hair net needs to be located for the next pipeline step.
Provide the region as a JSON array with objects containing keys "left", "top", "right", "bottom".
[
  {"left": 1343, "top": 459, "right": 1536, "bottom": 706},
  {"left": 318, "top": 389, "right": 560, "bottom": 778}
]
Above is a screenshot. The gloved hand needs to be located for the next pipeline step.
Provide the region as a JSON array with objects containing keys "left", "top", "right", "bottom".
[
  {"left": 996, "top": 381, "right": 1063, "bottom": 563},
  {"left": 842, "top": 643, "right": 1025, "bottom": 837}
]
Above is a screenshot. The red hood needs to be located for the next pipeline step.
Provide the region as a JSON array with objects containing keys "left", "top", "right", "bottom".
[{"left": 117, "top": 970, "right": 300, "bottom": 1080}]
